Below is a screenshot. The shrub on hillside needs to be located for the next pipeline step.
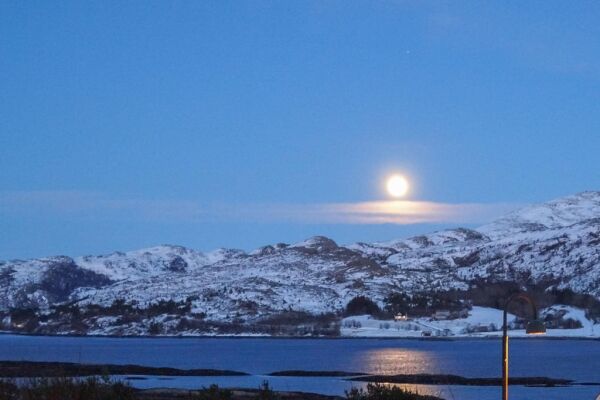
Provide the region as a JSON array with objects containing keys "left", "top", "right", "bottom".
[
  {"left": 148, "top": 321, "right": 164, "bottom": 335},
  {"left": 345, "top": 296, "right": 380, "bottom": 317},
  {"left": 258, "top": 311, "right": 339, "bottom": 336},
  {"left": 383, "top": 292, "right": 467, "bottom": 318},
  {"left": 9, "top": 308, "right": 39, "bottom": 332}
]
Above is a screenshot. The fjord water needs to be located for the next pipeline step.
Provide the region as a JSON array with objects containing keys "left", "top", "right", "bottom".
[{"left": 1, "top": 335, "right": 599, "bottom": 400}]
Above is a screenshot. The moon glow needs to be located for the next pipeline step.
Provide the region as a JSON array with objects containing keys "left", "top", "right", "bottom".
[{"left": 386, "top": 175, "right": 409, "bottom": 198}]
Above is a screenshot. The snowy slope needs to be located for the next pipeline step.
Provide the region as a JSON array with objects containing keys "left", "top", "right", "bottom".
[
  {"left": 479, "top": 191, "right": 600, "bottom": 238},
  {"left": 75, "top": 245, "right": 216, "bottom": 280}
]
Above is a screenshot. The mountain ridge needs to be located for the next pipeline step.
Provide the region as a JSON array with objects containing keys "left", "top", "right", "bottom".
[{"left": 1, "top": 191, "right": 599, "bottom": 336}]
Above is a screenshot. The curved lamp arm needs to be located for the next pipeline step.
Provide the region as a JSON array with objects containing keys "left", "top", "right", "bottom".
[
  {"left": 501, "top": 292, "right": 545, "bottom": 400},
  {"left": 502, "top": 293, "right": 538, "bottom": 336}
]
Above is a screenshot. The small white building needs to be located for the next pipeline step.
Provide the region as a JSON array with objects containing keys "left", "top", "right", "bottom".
[
  {"left": 433, "top": 310, "right": 451, "bottom": 320},
  {"left": 394, "top": 313, "right": 408, "bottom": 321}
]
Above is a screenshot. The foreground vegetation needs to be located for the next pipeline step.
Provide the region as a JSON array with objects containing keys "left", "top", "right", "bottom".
[
  {"left": 0, "top": 377, "right": 135, "bottom": 400},
  {"left": 346, "top": 384, "right": 442, "bottom": 400},
  {"left": 0, "top": 378, "right": 442, "bottom": 400}
]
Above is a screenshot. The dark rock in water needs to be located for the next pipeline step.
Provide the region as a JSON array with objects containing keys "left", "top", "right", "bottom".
[
  {"left": 269, "top": 370, "right": 367, "bottom": 377},
  {"left": 349, "top": 373, "right": 573, "bottom": 386},
  {"left": 0, "top": 361, "right": 249, "bottom": 377}
]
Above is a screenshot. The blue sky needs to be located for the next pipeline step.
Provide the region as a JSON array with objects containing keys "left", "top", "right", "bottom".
[{"left": 1, "top": 1, "right": 599, "bottom": 259}]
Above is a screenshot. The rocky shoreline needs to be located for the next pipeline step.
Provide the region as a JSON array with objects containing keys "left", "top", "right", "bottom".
[
  {"left": 0, "top": 361, "right": 248, "bottom": 378},
  {"left": 0, "top": 361, "right": 583, "bottom": 387}
]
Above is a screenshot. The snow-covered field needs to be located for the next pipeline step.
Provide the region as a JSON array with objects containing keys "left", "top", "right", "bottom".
[{"left": 341, "top": 306, "right": 599, "bottom": 338}]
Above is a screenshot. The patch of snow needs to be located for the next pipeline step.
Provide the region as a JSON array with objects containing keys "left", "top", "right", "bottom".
[{"left": 341, "top": 306, "right": 600, "bottom": 338}]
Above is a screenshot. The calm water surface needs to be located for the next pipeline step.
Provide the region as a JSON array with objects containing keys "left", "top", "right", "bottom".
[{"left": 1, "top": 335, "right": 599, "bottom": 400}]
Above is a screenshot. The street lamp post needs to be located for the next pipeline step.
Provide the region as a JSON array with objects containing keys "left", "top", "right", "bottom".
[{"left": 502, "top": 292, "right": 546, "bottom": 400}]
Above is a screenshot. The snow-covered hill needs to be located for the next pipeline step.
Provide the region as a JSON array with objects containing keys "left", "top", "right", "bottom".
[
  {"left": 1, "top": 191, "right": 599, "bottom": 336},
  {"left": 479, "top": 191, "right": 600, "bottom": 238}
]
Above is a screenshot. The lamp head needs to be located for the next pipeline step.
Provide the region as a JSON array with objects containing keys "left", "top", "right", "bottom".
[{"left": 526, "top": 319, "right": 546, "bottom": 335}]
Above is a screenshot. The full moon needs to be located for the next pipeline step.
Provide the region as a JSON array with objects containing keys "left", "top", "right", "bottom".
[{"left": 386, "top": 174, "right": 409, "bottom": 198}]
